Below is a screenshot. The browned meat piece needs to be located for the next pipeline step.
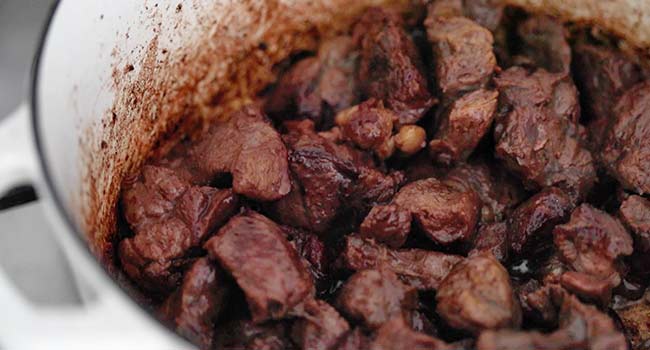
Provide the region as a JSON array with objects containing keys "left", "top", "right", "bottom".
[
  {"left": 425, "top": 13, "right": 496, "bottom": 97},
  {"left": 354, "top": 7, "right": 435, "bottom": 124},
  {"left": 516, "top": 16, "right": 571, "bottom": 73},
  {"left": 572, "top": 44, "right": 642, "bottom": 149},
  {"left": 337, "top": 268, "right": 418, "bottom": 329},
  {"left": 119, "top": 165, "right": 239, "bottom": 292},
  {"left": 335, "top": 99, "right": 394, "bottom": 158},
  {"left": 189, "top": 105, "right": 291, "bottom": 201},
  {"left": 516, "top": 280, "right": 557, "bottom": 326},
  {"left": 334, "top": 328, "right": 370, "bottom": 350},
  {"left": 272, "top": 120, "right": 404, "bottom": 235},
  {"left": 266, "top": 36, "right": 358, "bottom": 128},
  {"left": 553, "top": 204, "right": 633, "bottom": 303},
  {"left": 427, "top": 0, "right": 503, "bottom": 31},
  {"left": 204, "top": 211, "right": 313, "bottom": 322},
  {"left": 469, "top": 222, "right": 509, "bottom": 262},
  {"left": 215, "top": 320, "right": 293, "bottom": 350},
  {"left": 445, "top": 161, "right": 527, "bottom": 223},
  {"left": 393, "top": 178, "right": 480, "bottom": 245},
  {"left": 436, "top": 252, "right": 521, "bottom": 334},
  {"left": 613, "top": 290, "right": 650, "bottom": 349},
  {"left": 494, "top": 67, "right": 596, "bottom": 200},
  {"left": 292, "top": 299, "right": 350, "bottom": 350},
  {"left": 339, "top": 235, "right": 463, "bottom": 290},
  {"left": 601, "top": 82, "right": 650, "bottom": 195},
  {"left": 281, "top": 226, "right": 329, "bottom": 288},
  {"left": 429, "top": 89, "right": 499, "bottom": 165},
  {"left": 370, "top": 316, "right": 451, "bottom": 350},
  {"left": 159, "top": 258, "right": 227, "bottom": 349},
  {"left": 508, "top": 187, "right": 573, "bottom": 254},
  {"left": 360, "top": 204, "right": 412, "bottom": 248},
  {"left": 619, "top": 195, "right": 650, "bottom": 252},
  {"left": 477, "top": 291, "right": 628, "bottom": 350}
]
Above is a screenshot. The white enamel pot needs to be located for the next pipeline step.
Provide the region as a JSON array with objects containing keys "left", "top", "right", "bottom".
[{"left": 0, "top": 0, "right": 649, "bottom": 349}]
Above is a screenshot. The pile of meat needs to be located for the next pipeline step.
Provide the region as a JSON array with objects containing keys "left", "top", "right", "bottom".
[{"left": 117, "top": 3, "right": 650, "bottom": 350}]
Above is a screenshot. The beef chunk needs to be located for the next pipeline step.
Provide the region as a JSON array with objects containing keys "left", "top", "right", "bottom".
[
  {"left": 469, "top": 222, "right": 509, "bottom": 262},
  {"left": 516, "top": 16, "right": 571, "bottom": 73},
  {"left": 425, "top": 13, "right": 496, "bottom": 97},
  {"left": 494, "top": 67, "right": 596, "bottom": 200},
  {"left": 445, "top": 160, "right": 527, "bottom": 223},
  {"left": 215, "top": 320, "right": 293, "bottom": 350},
  {"left": 266, "top": 36, "right": 358, "bottom": 128},
  {"left": 429, "top": 89, "right": 499, "bottom": 165},
  {"left": 204, "top": 211, "right": 313, "bottom": 322},
  {"left": 355, "top": 7, "right": 435, "bottom": 124},
  {"left": 337, "top": 268, "right": 418, "bottom": 329},
  {"left": 462, "top": 0, "right": 504, "bottom": 31},
  {"left": 393, "top": 178, "right": 480, "bottom": 245},
  {"left": 601, "top": 82, "right": 650, "bottom": 195},
  {"left": 613, "top": 290, "right": 650, "bottom": 349},
  {"left": 573, "top": 44, "right": 642, "bottom": 149},
  {"left": 281, "top": 226, "right": 329, "bottom": 288},
  {"left": 371, "top": 316, "right": 451, "bottom": 350},
  {"left": 553, "top": 204, "right": 633, "bottom": 302},
  {"left": 339, "top": 235, "right": 463, "bottom": 290},
  {"left": 272, "top": 120, "right": 404, "bottom": 235},
  {"left": 360, "top": 204, "right": 412, "bottom": 248},
  {"left": 619, "top": 195, "right": 650, "bottom": 252},
  {"left": 189, "top": 105, "right": 291, "bottom": 201},
  {"left": 159, "top": 258, "right": 227, "bottom": 349},
  {"left": 334, "top": 328, "right": 370, "bottom": 350},
  {"left": 292, "top": 299, "right": 350, "bottom": 350},
  {"left": 335, "top": 99, "right": 394, "bottom": 158},
  {"left": 516, "top": 280, "right": 557, "bottom": 326},
  {"left": 508, "top": 187, "right": 573, "bottom": 254},
  {"left": 436, "top": 252, "right": 521, "bottom": 334},
  {"left": 119, "top": 165, "right": 239, "bottom": 292},
  {"left": 477, "top": 292, "right": 627, "bottom": 350}
]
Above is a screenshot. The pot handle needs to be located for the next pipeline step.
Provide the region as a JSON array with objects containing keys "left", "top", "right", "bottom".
[{"left": 0, "top": 105, "right": 190, "bottom": 349}]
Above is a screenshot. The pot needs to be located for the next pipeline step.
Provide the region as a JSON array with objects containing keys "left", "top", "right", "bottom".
[{"left": 0, "top": 0, "right": 648, "bottom": 348}]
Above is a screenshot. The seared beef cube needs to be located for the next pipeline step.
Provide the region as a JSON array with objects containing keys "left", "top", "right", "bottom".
[
  {"left": 619, "top": 195, "right": 650, "bottom": 252},
  {"left": 429, "top": 89, "right": 498, "bottom": 164},
  {"left": 281, "top": 226, "right": 329, "bottom": 287},
  {"left": 445, "top": 161, "right": 527, "bottom": 223},
  {"left": 337, "top": 268, "right": 418, "bottom": 329},
  {"left": 205, "top": 211, "right": 313, "bottom": 322},
  {"left": 516, "top": 16, "right": 571, "bottom": 73},
  {"left": 360, "top": 204, "right": 412, "bottom": 248},
  {"left": 119, "top": 165, "right": 239, "bottom": 292},
  {"left": 189, "top": 105, "right": 291, "bottom": 201},
  {"left": 159, "top": 258, "right": 227, "bottom": 349},
  {"left": 335, "top": 328, "right": 370, "bottom": 350},
  {"left": 469, "top": 222, "right": 509, "bottom": 262},
  {"left": 370, "top": 316, "right": 451, "bottom": 350},
  {"left": 425, "top": 14, "right": 496, "bottom": 97},
  {"left": 601, "top": 82, "right": 650, "bottom": 195},
  {"left": 273, "top": 120, "right": 404, "bottom": 235},
  {"left": 393, "top": 178, "right": 480, "bottom": 245},
  {"left": 436, "top": 252, "right": 521, "bottom": 334},
  {"left": 292, "top": 299, "right": 350, "bottom": 350},
  {"left": 553, "top": 204, "right": 633, "bottom": 303},
  {"left": 266, "top": 36, "right": 358, "bottom": 128},
  {"left": 572, "top": 43, "right": 641, "bottom": 148},
  {"left": 335, "top": 99, "right": 394, "bottom": 158},
  {"left": 477, "top": 292, "right": 627, "bottom": 350},
  {"left": 339, "top": 235, "right": 463, "bottom": 290},
  {"left": 215, "top": 319, "right": 293, "bottom": 350},
  {"left": 462, "top": 0, "right": 504, "bottom": 31},
  {"left": 516, "top": 280, "right": 557, "bottom": 327},
  {"left": 613, "top": 290, "right": 650, "bottom": 349},
  {"left": 354, "top": 7, "right": 435, "bottom": 124},
  {"left": 494, "top": 67, "right": 596, "bottom": 200},
  {"left": 427, "top": 0, "right": 463, "bottom": 19},
  {"left": 508, "top": 187, "right": 573, "bottom": 254}
]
